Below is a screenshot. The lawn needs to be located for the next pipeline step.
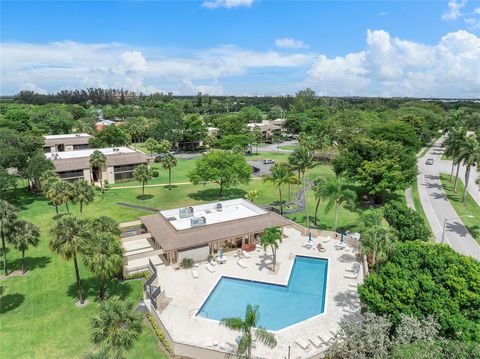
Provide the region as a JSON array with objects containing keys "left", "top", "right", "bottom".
[
  {"left": 410, "top": 181, "right": 434, "bottom": 241},
  {"left": 440, "top": 174, "right": 480, "bottom": 244},
  {"left": 0, "top": 158, "right": 358, "bottom": 358},
  {"left": 278, "top": 145, "right": 298, "bottom": 151}
]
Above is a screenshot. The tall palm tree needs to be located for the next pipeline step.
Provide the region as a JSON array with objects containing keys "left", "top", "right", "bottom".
[
  {"left": 89, "top": 216, "right": 121, "bottom": 236},
  {"left": 50, "top": 215, "right": 88, "bottom": 304},
  {"left": 90, "top": 150, "right": 107, "bottom": 188},
  {"left": 90, "top": 297, "right": 143, "bottom": 359},
  {"left": 51, "top": 180, "right": 74, "bottom": 214},
  {"left": 0, "top": 200, "right": 18, "bottom": 276},
  {"left": 10, "top": 219, "right": 40, "bottom": 273},
  {"left": 357, "top": 208, "right": 384, "bottom": 229},
  {"left": 312, "top": 177, "right": 327, "bottom": 226},
  {"left": 443, "top": 127, "right": 466, "bottom": 187},
  {"left": 318, "top": 178, "right": 356, "bottom": 232},
  {"left": 458, "top": 134, "right": 480, "bottom": 204},
  {"left": 83, "top": 233, "right": 123, "bottom": 301},
  {"left": 72, "top": 179, "right": 95, "bottom": 216},
  {"left": 133, "top": 164, "right": 152, "bottom": 197},
  {"left": 144, "top": 137, "right": 159, "bottom": 156},
  {"left": 360, "top": 224, "right": 396, "bottom": 271},
  {"left": 260, "top": 226, "right": 282, "bottom": 271},
  {"left": 41, "top": 171, "right": 61, "bottom": 213},
  {"left": 220, "top": 304, "right": 277, "bottom": 359},
  {"left": 160, "top": 153, "right": 177, "bottom": 190},
  {"left": 263, "top": 163, "right": 298, "bottom": 215}
]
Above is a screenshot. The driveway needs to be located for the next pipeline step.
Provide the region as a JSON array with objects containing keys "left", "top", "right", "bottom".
[
  {"left": 256, "top": 140, "right": 298, "bottom": 153},
  {"left": 417, "top": 135, "right": 480, "bottom": 260}
]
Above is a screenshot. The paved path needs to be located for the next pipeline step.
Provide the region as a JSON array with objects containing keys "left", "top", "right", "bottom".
[
  {"left": 417, "top": 135, "right": 480, "bottom": 260},
  {"left": 404, "top": 188, "right": 415, "bottom": 210}
]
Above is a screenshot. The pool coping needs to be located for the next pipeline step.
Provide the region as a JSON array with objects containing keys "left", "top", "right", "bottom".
[{"left": 194, "top": 254, "right": 330, "bottom": 334}]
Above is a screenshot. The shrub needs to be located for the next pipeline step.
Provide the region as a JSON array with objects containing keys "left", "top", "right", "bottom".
[
  {"left": 384, "top": 201, "right": 430, "bottom": 241},
  {"left": 180, "top": 257, "right": 194, "bottom": 269},
  {"left": 152, "top": 170, "right": 159, "bottom": 178},
  {"left": 146, "top": 313, "right": 173, "bottom": 355},
  {"left": 124, "top": 271, "right": 150, "bottom": 280}
]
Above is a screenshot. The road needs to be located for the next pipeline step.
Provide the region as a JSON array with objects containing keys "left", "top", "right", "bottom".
[{"left": 417, "top": 135, "right": 480, "bottom": 260}]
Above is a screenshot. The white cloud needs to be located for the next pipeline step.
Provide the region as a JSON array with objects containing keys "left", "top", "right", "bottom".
[
  {"left": 306, "top": 29, "right": 480, "bottom": 98},
  {"left": 201, "top": 0, "right": 253, "bottom": 10},
  {"left": 442, "top": 0, "right": 466, "bottom": 20},
  {"left": 475, "top": 7, "right": 480, "bottom": 14},
  {"left": 275, "top": 38, "right": 308, "bottom": 49}
]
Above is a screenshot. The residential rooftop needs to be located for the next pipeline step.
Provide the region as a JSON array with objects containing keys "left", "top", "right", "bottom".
[
  {"left": 44, "top": 146, "right": 136, "bottom": 160},
  {"left": 43, "top": 133, "right": 92, "bottom": 140}
]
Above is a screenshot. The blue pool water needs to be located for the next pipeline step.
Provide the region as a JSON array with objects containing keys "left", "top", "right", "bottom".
[{"left": 197, "top": 256, "right": 328, "bottom": 330}]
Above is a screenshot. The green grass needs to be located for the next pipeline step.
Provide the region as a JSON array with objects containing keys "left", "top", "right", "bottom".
[
  {"left": 410, "top": 181, "right": 434, "bottom": 241},
  {"left": 440, "top": 174, "right": 480, "bottom": 244},
  {"left": 278, "top": 145, "right": 298, "bottom": 151}
]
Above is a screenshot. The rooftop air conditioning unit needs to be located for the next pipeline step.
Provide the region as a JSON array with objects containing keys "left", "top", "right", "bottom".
[
  {"left": 190, "top": 216, "right": 206, "bottom": 227},
  {"left": 179, "top": 206, "right": 194, "bottom": 218},
  {"left": 216, "top": 203, "right": 223, "bottom": 212},
  {"left": 113, "top": 148, "right": 119, "bottom": 152}
]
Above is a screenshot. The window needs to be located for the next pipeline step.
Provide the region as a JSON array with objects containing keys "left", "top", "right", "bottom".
[
  {"left": 73, "top": 144, "right": 89, "bottom": 150},
  {"left": 58, "top": 170, "right": 84, "bottom": 180},
  {"left": 114, "top": 171, "right": 134, "bottom": 181},
  {"left": 114, "top": 164, "right": 136, "bottom": 173}
]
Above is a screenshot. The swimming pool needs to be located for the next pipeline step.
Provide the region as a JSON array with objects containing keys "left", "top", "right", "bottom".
[{"left": 197, "top": 256, "right": 328, "bottom": 331}]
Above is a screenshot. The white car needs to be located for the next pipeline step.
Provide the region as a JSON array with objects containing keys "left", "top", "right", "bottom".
[
  {"left": 263, "top": 159, "right": 275, "bottom": 165},
  {"left": 425, "top": 158, "right": 434, "bottom": 165}
]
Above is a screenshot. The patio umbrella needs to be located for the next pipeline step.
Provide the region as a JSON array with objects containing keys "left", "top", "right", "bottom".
[
  {"left": 219, "top": 247, "right": 223, "bottom": 259},
  {"left": 340, "top": 232, "right": 344, "bottom": 243},
  {"left": 308, "top": 232, "right": 312, "bottom": 242}
]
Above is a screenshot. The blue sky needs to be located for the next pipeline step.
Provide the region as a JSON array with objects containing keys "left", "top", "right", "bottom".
[{"left": 1, "top": 1, "right": 479, "bottom": 97}]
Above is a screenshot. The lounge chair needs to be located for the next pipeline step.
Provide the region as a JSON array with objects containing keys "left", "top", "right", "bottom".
[
  {"left": 191, "top": 269, "right": 199, "bottom": 278},
  {"left": 346, "top": 264, "right": 360, "bottom": 273},
  {"left": 335, "top": 242, "right": 346, "bottom": 250},
  {"left": 304, "top": 241, "right": 313, "bottom": 248},
  {"left": 349, "top": 282, "right": 358, "bottom": 288},
  {"left": 308, "top": 336, "right": 324, "bottom": 348},
  {"left": 242, "top": 250, "right": 251, "bottom": 259},
  {"left": 318, "top": 333, "right": 331, "bottom": 344},
  {"left": 206, "top": 263, "right": 216, "bottom": 273},
  {"left": 237, "top": 259, "right": 247, "bottom": 269},
  {"left": 323, "top": 236, "right": 331, "bottom": 243},
  {"left": 316, "top": 243, "right": 326, "bottom": 252},
  {"left": 295, "top": 338, "right": 311, "bottom": 351},
  {"left": 344, "top": 273, "right": 358, "bottom": 279}
]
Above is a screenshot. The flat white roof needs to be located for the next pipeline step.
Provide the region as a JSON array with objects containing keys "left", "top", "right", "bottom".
[
  {"left": 44, "top": 147, "right": 136, "bottom": 160},
  {"left": 160, "top": 198, "right": 267, "bottom": 231},
  {"left": 43, "top": 133, "right": 92, "bottom": 139}
]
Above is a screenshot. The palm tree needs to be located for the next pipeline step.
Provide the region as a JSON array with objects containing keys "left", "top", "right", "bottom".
[
  {"left": 360, "top": 224, "right": 396, "bottom": 271},
  {"left": 245, "top": 190, "right": 259, "bottom": 203},
  {"left": 50, "top": 215, "right": 88, "bottom": 304},
  {"left": 72, "top": 180, "right": 95, "bottom": 216},
  {"left": 260, "top": 226, "right": 282, "bottom": 271},
  {"left": 318, "top": 178, "right": 356, "bottom": 232},
  {"left": 89, "top": 216, "right": 121, "bottom": 236},
  {"left": 458, "top": 134, "right": 480, "bottom": 204},
  {"left": 133, "top": 164, "right": 152, "bottom": 197},
  {"left": 83, "top": 233, "right": 123, "bottom": 301},
  {"left": 10, "top": 219, "right": 40, "bottom": 273},
  {"left": 357, "top": 208, "right": 384, "bottom": 229},
  {"left": 160, "top": 153, "right": 177, "bottom": 190},
  {"left": 90, "top": 150, "right": 107, "bottom": 188},
  {"left": 41, "top": 171, "right": 61, "bottom": 213},
  {"left": 90, "top": 297, "right": 143, "bottom": 358},
  {"left": 0, "top": 200, "right": 18, "bottom": 276},
  {"left": 312, "top": 177, "right": 327, "bottom": 226},
  {"left": 51, "top": 180, "right": 74, "bottom": 214},
  {"left": 220, "top": 304, "right": 276, "bottom": 359},
  {"left": 443, "top": 127, "right": 466, "bottom": 187},
  {"left": 144, "top": 137, "right": 159, "bottom": 156},
  {"left": 263, "top": 163, "right": 298, "bottom": 215}
]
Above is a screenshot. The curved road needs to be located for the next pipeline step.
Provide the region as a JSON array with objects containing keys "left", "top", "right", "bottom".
[{"left": 417, "top": 135, "right": 480, "bottom": 260}]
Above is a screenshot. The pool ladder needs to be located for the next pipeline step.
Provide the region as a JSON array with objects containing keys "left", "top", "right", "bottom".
[{"left": 189, "top": 308, "right": 209, "bottom": 318}]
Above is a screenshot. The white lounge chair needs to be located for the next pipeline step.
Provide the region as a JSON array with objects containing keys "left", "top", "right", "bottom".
[
  {"left": 206, "top": 263, "right": 216, "bottom": 273},
  {"left": 317, "top": 333, "right": 331, "bottom": 344},
  {"left": 346, "top": 264, "right": 360, "bottom": 273},
  {"left": 237, "top": 259, "right": 247, "bottom": 269},
  {"left": 308, "top": 336, "right": 324, "bottom": 348},
  {"left": 295, "top": 338, "right": 311, "bottom": 351},
  {"left": 323, "top": 236, "right": 332, "bottom": 243},
  {"left": 304, "top": 241, "right": 313, "bottom": 248},
  {"left": 335, "top": 242, "right": 346, "bottom": 250},
  {"left": 344, "top": 273, "right": 358, "bottom": 279},
  {"left": 191, "top": 269, "right": 199, "bottom": 278},
  {"left": 349, "top": 282, "right": 358, "bottom": 288},
  {"left": 242, "top": 250, "right": 251, "bottom": 259}
]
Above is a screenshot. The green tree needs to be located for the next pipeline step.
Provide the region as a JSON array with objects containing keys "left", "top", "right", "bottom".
[
  {"left": 40, "top": 170, "right": 61, "bottom": 213},
  {"left": 262, "top": 163, "right": 298, "bottom": 215},
  {"left": 312, "top": 177, "right": 327, "bottom": 226},
  {"left": 317, "top": 178, "right": 356, "bottom": 232},
  {"left": 245, "top": 190, "right": 258, "bottom": 203},
  {"left": 0, "top": 200, "right": 18, "bottom": 276},
  {"left": 10, "top": 219, "right": 40, "bottom": 273},
  {"left": 160, "top": 153, "right": 177, "bottom": 190},
  {"left": 260, "top": 227, "right": 282, "bottom": 271},
  {"left": 220, "top": 304, "right": 277, "bottom": 359},
  {"left": 88, "top": 216, "right": 121, "bottom": 237},
  {"left": 89, "top": 125, "right": 130, "bottom": 148},
  {"left": 383, "top": 201, "right": 430, "bottom": 242},
  {"left": 359, "top": 241, "right": 480, "bottom": 342},
  {"left": 143, "top": 137, "right": 159, "bottom": 156},
  {"left": 90, "top": 297, "right": 143, "bottom": 358},
  {"left": 239, "top": 106, "right": 262, "bottom": 123},
  {"left": 189, "top": 150, "right": 251, "bottom": 197},
  {"left": 250, "top": 126, "right": 263, "bottom": 154},
  {"left": 51, "top": 180, "right": 74, "bottom": 214},
  {"left": 458, "top": 134, "right": 480, "bottom": 204},
  {"left": 443, "top": 127, "right": 467, "bottom": 188},
  {"left": 0, "top": 166, "right": 16, "bottom": 199},
  {"left": 22, "top": 150, "right": 54, "bottom": 191},
  {"left": 72, "top": 180, "right": 95, "bottom": 216},
  {"left": 360, "top": 224, "right": 396, "bottom": 270},
  {"left": 50, "top": 215, "right": 88, "bottom": 304},
  {"left": 133, "top": 164, "right": 152, "bottom": 197},
  {"left": 90, "top": 150, "right": 107, "bottom": 188},
  {"left": 183, "top": 114, "right": 207, "bottom": 149},
  {"left": 157, "top": 139, "right": 172, "bottom": 154},
  {"left": 82, "top": 233, "right": 123, "bottom": 301}
]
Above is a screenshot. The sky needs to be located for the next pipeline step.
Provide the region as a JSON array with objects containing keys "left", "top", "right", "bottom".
[{"left": 1, "top": 0, "right": 479, "bottom": 98}]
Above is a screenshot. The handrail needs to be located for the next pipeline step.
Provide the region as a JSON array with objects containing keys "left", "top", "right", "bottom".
[
  {"left": 189, "top": 307, "right": 208, "bottom": 318},
  {"left": 148, "top": 258, "right": 157, "bottom": 274}
]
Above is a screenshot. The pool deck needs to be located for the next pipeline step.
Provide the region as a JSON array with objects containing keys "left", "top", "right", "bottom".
[{"left": 147, "top": 226, "right": 364, "bottom": 359}]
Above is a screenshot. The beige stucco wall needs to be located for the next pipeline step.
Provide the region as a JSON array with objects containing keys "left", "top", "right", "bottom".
[
  {"left": 64, "top": 145, "right": 74, "bottom": 151},
  {"left": 83, "top": 169, "right": 91, "bottom": 183},
  {"left": 105, "top": 166, "right": 115, "bottom": 184}
]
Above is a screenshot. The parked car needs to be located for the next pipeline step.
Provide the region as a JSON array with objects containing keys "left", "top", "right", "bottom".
[
  {"left": 426, "top": 158, "right": 434, "bottom": 165},
  {"left": 263, "top": 159, "right": 275, "bottom": 165}
]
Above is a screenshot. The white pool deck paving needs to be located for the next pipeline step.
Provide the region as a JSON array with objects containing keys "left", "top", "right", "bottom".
[{"left": 148, "top": 226, "right": 363, "bottom": 359}]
